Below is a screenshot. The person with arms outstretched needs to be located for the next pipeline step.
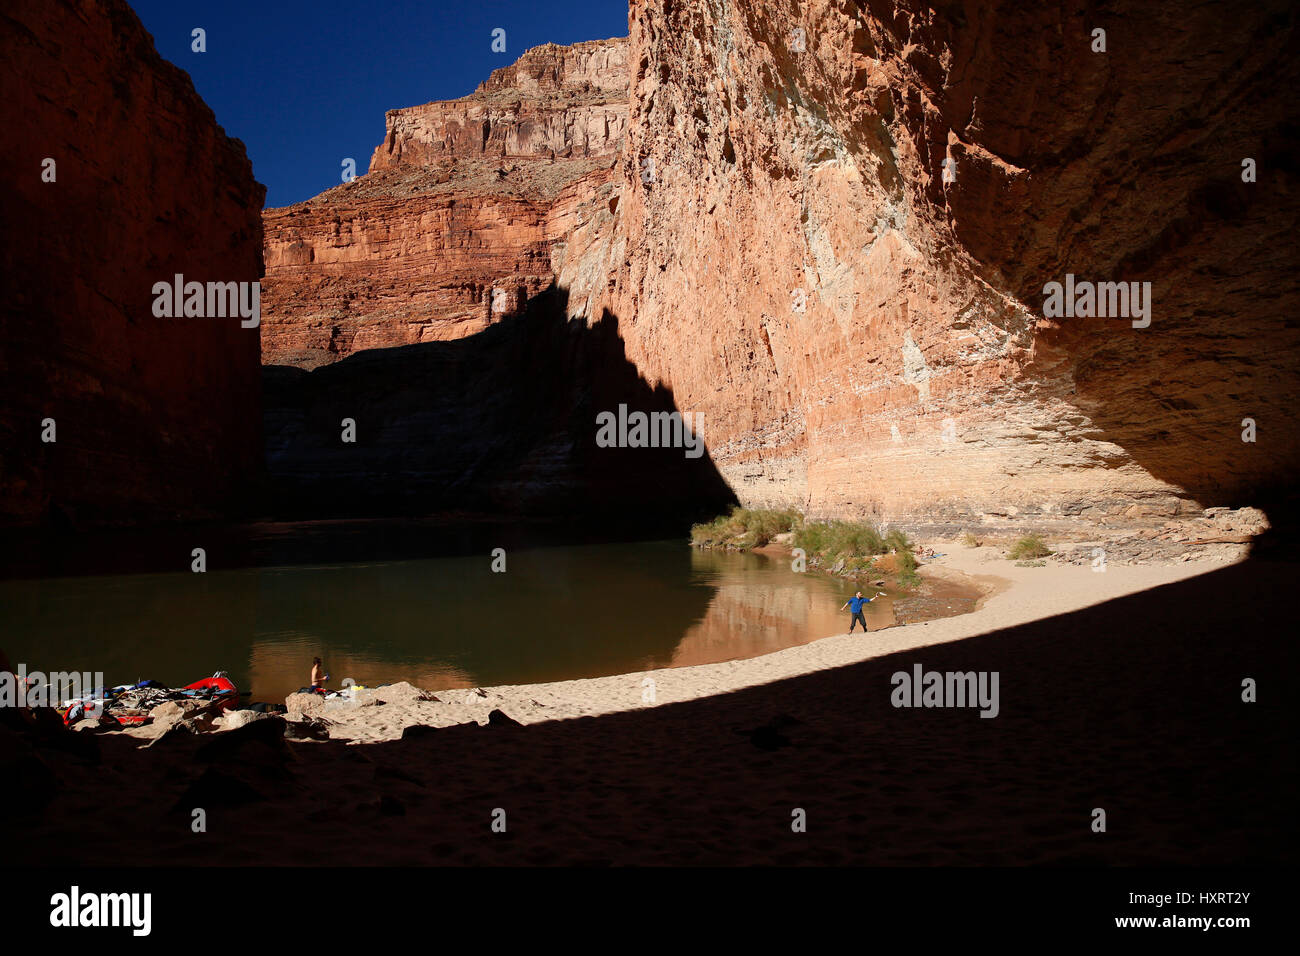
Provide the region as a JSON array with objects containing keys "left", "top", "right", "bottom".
[{"left": 841, "top": 590, "right": 884, "bottom": 634}]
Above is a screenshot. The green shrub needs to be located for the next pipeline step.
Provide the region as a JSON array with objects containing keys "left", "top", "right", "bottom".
[
  {"left": 821, "top": 520, "right": 884, "bottom": 559},
  {"left": 745, "top": 507, "right": 800, "bottom": 547},
  {"left": 689, "top": 513, "right": 733, "bottom": 547},
  {"left": 793, "top": 518, "right": 912, "bottom": 564},
  {"left": 792, "top": 521, "right": 828, "bottom": 556},
  {"left": 695, "top": 511, "right": 921, "bottom": 586},
  {"left": 884, "top": 528, "right": 911, "bottom": 553},
  {"left": 961, "top": 532, "right": 981, "bottom": 548},
  {"left": 691, "top": 507, "right": 801, "bottom": 550},
  {"left": 1008, "top": 534, "right": 1052, "bottom": 560}
]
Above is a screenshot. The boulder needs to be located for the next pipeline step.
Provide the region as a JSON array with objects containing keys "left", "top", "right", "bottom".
[
  {"left": 400, "top": 723, "right": 440, "bottom": 741},
  {"left": 283, "top": 717, "right": 331, "bottom": 741},
  {"left": 220, "top": 709, "right": 270, "bottom": 731},
  {"left": 285, "top": 692, "right": 325, "bottom": 719},
  {"left": 195, "top": 716, "right": 290, "bottom": 768},
  {"left": 0, "top": 726, "right": 57, "bottom": 813},
  {"left": 485, "top": 709, "right": 523, "bottom": 729}
]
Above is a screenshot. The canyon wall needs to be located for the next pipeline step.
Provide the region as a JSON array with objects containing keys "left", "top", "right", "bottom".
[
  {"left": 370, "top": 39, "right": 629, "bottom": 171},
  {"left": 261, "top": 38, "right": 628, "bottom": 368},
  {"left": 0, "top": 0, "right": 265, "bottom": 528},
  {"left": 264, "top": 35, "right": 733, "bottom": 525},
  {"left": 264, "top": 1, "right": 1299, "bottom": 530},
  {"left": 262, "top": 288, "right": 734, "bottom": 524},
  {"left": 566, "top": 0, "right": 1299, "bottom": 529}
]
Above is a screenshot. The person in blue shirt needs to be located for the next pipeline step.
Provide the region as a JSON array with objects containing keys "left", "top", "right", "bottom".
[{"left": 840, "top": 590, "right": 884, "bottom": 634}]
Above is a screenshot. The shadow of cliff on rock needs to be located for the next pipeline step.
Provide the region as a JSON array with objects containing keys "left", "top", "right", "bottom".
[
  {"left": 0, "top": 286, "right": 738, "bottom": 579},
  {"left": 262, "top": 284, "right": 737, "bottom": 534}
]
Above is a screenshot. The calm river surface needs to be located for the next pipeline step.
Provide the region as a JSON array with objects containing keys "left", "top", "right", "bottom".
[{"left": 1, "top": 537, "right": 971, "bottom": 703}]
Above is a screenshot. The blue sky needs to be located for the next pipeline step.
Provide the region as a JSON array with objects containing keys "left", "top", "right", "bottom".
[{"left": 128, "top": 1, "right": 629, "bottom": 208}]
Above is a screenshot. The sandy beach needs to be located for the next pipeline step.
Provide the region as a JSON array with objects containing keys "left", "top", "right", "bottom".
[
  {"left": 11, "top": 538, "right": 1295, "bottom": 866},
  {"left": 219, "top": 539, "right": 1245, "bottom": 743}
]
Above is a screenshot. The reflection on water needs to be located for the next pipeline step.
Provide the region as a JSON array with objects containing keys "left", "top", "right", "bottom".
[
  {"left": 672, "top": 549, "right": 895, "bottom": 666},
  {"left": 0, "top": 540, "right": 909, "bottom": 702}
]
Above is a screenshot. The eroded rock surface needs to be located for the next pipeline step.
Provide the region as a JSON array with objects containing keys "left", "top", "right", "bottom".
[
  {"left": 574, "top": 0, "right": 1299, "bottom": 529},
  {"left": 261, "top": 38, "right": 628, "bottom": 369},
  {"left": 263, "top": 1, "right": 1299, "bottom": 530}
]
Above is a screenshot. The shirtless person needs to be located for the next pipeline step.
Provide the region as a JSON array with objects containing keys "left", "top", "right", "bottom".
[{"left": 310, "top": 657, "right": 329, "bottom": 693}]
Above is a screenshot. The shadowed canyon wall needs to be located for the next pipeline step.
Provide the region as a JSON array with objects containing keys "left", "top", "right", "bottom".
[
  {"left": 263, "top": 0, "right": 1299, "bottom": 531},
  {"left": 0, "top": 0, "right": 265, "bottom": 528},
  {"left": 263, "top": 287, "right": 735, "bottom": 524},
  {"left": 259, "top": 35, "right": 738, "bottom": 526}
]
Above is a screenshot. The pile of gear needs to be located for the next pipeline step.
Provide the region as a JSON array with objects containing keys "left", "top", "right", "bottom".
[{"left": 62, "top": 673, "right": 239, "bottom": 726}]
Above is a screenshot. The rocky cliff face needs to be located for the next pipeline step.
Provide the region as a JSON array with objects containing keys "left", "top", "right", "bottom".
[
  {"left": 261, "top": 38, "right": 628, "bottom": 369},
  {"left": 371, "top": 38, "right": 629, "bottom": 170},
  {"left": 0, "top": 0, "right": 265, "bottom": 528},
  {"left": 262, "top": 288, "right": 734, "bottom": 524},
  {"left": 567, "top": 0, "right": 1299, "bottom": 529},
  {"left": 264, "top": 1, "right": 1299, "bottom": 530}
]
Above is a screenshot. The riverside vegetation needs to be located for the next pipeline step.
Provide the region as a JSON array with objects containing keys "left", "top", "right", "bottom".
[
  {"left": 1008, "top": 534, "right": 1053, "bottom": 561},
  {"left": 691, "top": 507, "right": 922, "bottom": 589}
]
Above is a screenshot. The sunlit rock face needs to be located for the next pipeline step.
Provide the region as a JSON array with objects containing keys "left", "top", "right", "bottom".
[
  {"left": 0, "top": 0, "right": 265, "bottom": 528},
  {"left": 370, "top": 38, "right": 629, "bottom": 170},
  {"left": 260, "top": 38, "right": 629, "bottom": 370},
  {"left": 264, "top": 1, "right": 1298, "bottom": 530},
  {"left": 566, "top": 0, "right": 1299, "bottom": 530}
]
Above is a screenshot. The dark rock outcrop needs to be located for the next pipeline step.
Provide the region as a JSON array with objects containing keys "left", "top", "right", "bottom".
[{"left": 263, "top": 287, "right": 735, "bottom": 522}]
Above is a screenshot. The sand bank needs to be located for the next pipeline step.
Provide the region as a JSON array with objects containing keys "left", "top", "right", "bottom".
[
  {"left": 269, "top": 540, "right": 1246, "bottom": 744},
  {"left": 21, "top": 535, "right": 1290, "bottom": 867}
]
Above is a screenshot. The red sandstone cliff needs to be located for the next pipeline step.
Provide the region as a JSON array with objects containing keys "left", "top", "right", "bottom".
[
  {"left": 370, "top": 38, "right": 628, "bottom": 170},
  {"left": 0, "top": 0, "right": 265, "bottom": 527},
  {"left": 261, "top": 38, "right": 628, "bottom": 368},
  {"left": 571, "top": 0, "right": 1300, "bottom": 528},
  {"left": 263, "top": 1, "right": 1299, "bottom": 529}
]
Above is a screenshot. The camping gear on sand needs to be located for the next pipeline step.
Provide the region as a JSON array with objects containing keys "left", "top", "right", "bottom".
[{"left": 60, "top": 671, "right": 239, "bottom": 727}]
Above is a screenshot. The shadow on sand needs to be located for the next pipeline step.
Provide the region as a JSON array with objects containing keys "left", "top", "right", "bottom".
[{"left": 15, "top": 553, "right": 1295, "bottom": 866}]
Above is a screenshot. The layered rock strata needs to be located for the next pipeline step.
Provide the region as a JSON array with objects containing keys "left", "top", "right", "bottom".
[
  {"left": 572, "top": 0, "right": 1300, "bottom": 529},
  {"left": 260, "top": 38, "right": 628, "bottom": 369},
  {"left": 265, "top": 1, "right": 1299, "bottom": 530}
]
